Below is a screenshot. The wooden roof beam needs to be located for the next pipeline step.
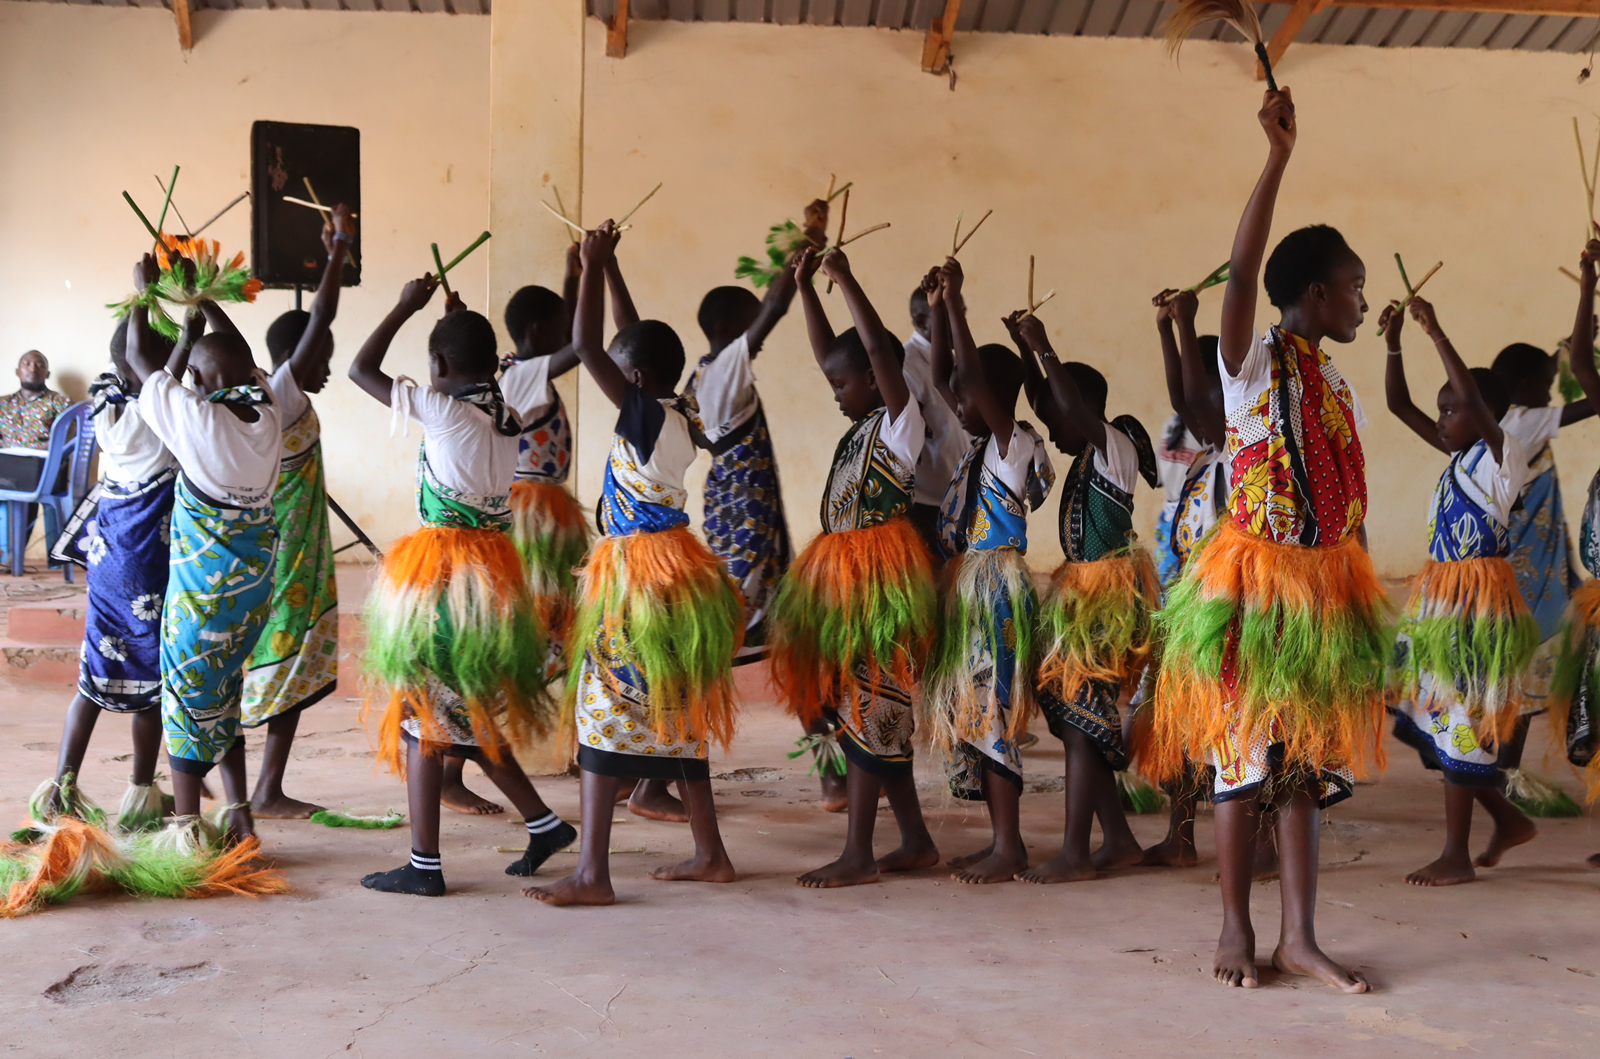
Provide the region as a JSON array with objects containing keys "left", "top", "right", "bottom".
[
  {"left": 174, "top": 0, "right": 193, "bottom": 51},
  {"left": 607, "top": 0, "right": 630, "bottom": 59},
  {"left": 922, "top": 0, "right": 961, "bottom": 74},
  {"left": 1258, "top": 0, "right": 1333, "bottom": 80},
  {"left": 1348, "top": 0, "right": 1599, "bottom": 13}
]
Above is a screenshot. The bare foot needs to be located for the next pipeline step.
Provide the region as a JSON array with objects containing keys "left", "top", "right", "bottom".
[
  {"left": 1016, "top": 851, "right": 1096, "bottom": 884},
  {"left": 1141, "top": 836, "right": 1199, "bottom": 868},
  {"left": 1214, "top": 923, "right": 1258, "bottom": 988},
  {"left": 1272, "top": 939, "right": 1369, "bottom": 993},
  {"left": 819, "top": 773, "right": 848, "bottom": 813},
  {"left": 250, "top": 793, "right": 324, "bottom": 820},
  {"left": 1474, "top": 814, "right": 1537, "bottom": 868},
  {"left": 614, "top": 780, "right": 637, "bottom": 804},
  {"left": 948, "top": 843, "right": 993, "bottom": 870},
  {"left": 1090, "top": 836, "right": 1145, "bottom": 872},
  {"left": 525, "top": 872, "right": 615, "bottom": 906},
  {"left": 649, "top": 853, "right": 736, "bottom": 883},
  {"left": 877, "top": 838, "right": 940, "bottom": 874},
  {"left": 629, "top": 782, "right": 689, "bottom": 823},
  {"left": 222, "top": 806, "right": 256, "bottom": 846},
  {"left": 1588, "top": 852, "right": 1600, "bottom": 868},
  {"left": 797, "top": 854, "right": 880, "bottom": 888},
  {"left": 952, "top": 848, "right": 1028, "bottom": 884},
  {"left": 440, "top": 775, "right": 504, "bottom": 815},
  {"left": 1405, "top": 852, "right": 1476, "bottom": 887}
]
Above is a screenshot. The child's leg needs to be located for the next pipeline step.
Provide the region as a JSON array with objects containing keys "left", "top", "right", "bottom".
[
  {"left": 1212, "top": 790, "right": 1262, "bottom": 987},
  {"left": 49, "top": 693, "right": 101, "bottom": 811},
  {"left": 362, "top": 737, "right": 446, "bottom": 896},
  {"left": 1271, "top": 779, "right": 1368, "bottom": 992},
  {"left": 1472, "top": 785, "right": 1538, "bottom": 867},
  {"left": 798, "top": 762, "right": 885, "bottom": 888},
  {"left": 1143, "top": 782, "right": 1200, "bottom": 867},
  {"left": 1405, "top": 778, "right": 1476, "bottom": 886},
  {"left": 440, "top": 754, "right": 505, "bottom": 815},
  {"left": 1018, "top": 728, "right": 1102, "bottom": 883},
  {"left": 951, "top": 770, "right": 1026, "bottom": 884},
  {"left": 803, "top": 718, "right": 849, "bottom": 813},
  {"left": 216, "top": 737, "right": 256, "bottom": 842},
  {"left": 527, "top": 769, "right": 620, "bottom": 905},
  {"left": 649, "top": 778, "right": 736, "bottom": 882},
  {"left": 877, "top": 770, "right": 939, "bottom": 873},
  {"left": 1254, "top": 805, "right": 1281, "bottom": 880},
  {"left": 249, "top": 709, "right": 325, "bottom": 819},
  {"left": 469, "top": 751, "right": 577, "bottom": 876},
  {"left": 1089, "top": 757, "right": 1144, "bottom": 871},
  {"left": 129, "top": 709, "right": 160, "bottom": 787},
  {"left": 629, "top": 778, "right": 689, "bottom": 822}
]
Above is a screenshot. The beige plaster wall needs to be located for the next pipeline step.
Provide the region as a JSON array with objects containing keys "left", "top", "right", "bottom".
[
  {"left": 0, "top": 2, "right": 490, "bottom": 548},
  {"left": 574, "top": 20, "right": 1600, "bottom": 577}
]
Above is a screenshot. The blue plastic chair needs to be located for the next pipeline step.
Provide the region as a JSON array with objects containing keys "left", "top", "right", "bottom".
[{"left": 0, "top": 401, "right": 97, "bottom": 580}]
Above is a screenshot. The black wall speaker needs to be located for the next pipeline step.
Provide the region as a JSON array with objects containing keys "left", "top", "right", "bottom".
[{"left": 250, "top": 120, "right": 361, "bottom": 289}]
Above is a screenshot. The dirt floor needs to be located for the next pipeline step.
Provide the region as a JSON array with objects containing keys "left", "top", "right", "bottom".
[{"left": 1, "top": 569, "right": 1599, "bottom": 1057}]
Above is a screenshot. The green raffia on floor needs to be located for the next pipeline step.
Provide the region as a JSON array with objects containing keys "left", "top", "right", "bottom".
[
  {"left": 1115, "top": 770, "right": 1166, "bottom": 815},
  {"left": 309, "top": 809, "right": 406, "bottom": 830},
  {"left": 1504, "top": 768, "right": 1583, "bottom": 818}
]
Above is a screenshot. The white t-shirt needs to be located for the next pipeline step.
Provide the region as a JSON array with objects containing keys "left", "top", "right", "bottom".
[
  {"left": 391, "top": 378, "right": 520, "bottom": 498},
  {"left": 1432, "top": 434, "right": 1530, "bottom": 530},
  {"left": 693, "top": 333, "right": 759, "bottom": 444},
  {"left": 1156, "top": 414, "right": 1203, "bottom": 506},
  {"left": 266, "top": 360, "right": 310, "bottom": 428},
  {"left": 902, "top": 331, "right": 971, "bottom": 507},
  {"left": 1220, "top": 330, "right": 1368, "bottom": 429},
  {"left": 1094, "top": 424, "right": 1142, "bottom": 494},
  {"left": 95, "top": 392, "right": 175, "bottom": 486},
  {"left": 1500, "top": 405, "right": 1562, "bottom": 463},
  {"left": 984, "top": 422, "right": 1047, "bottom": 501},
  {"left": 138, "top": 369, "right": 282, "bottom": 508},
  {"left": 879, "top": 398, "right": 927, "bottom": 474},
  {"left": 500, "top": 354, "right": 556, "bottom": 422}
]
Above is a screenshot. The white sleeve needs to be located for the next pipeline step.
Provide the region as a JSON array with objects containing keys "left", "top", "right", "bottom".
[
  {"left": 879, "top": 400, "right": 927, "bottom": 470},
  {"left": 1092, "top": 426, "right": 1141, "bottom": 494},
  {"left": 1500, "top": 406, "right": 1562, "bottom": 453},
  {"left": 983, "top": 424, "right": 1034, "bottom": 498},
  {"left": 391, "top": 378, "right": 456, "bottom": 431},
  {"left": 1218, "top": 331, "right": 1270, "bottom": 417},
  {"left": 693, "top": 334, "right": 757, "bottom": 441},
  {"left": 499, "top": 356, "right": 555, "bottom": 419},
  {"left": 267, "top": 361, "right": 309, "bottom": 425},
  {"left": 1489, "top": 434, "right": 1531, "bottom": 520},
  {"left": 136, "top": 370, "right": 194, "bottom": 452}
]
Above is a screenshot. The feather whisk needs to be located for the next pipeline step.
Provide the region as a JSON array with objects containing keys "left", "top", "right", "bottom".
[{"left": 1163, "top": 0, "right": 1277, "bottom": 91}]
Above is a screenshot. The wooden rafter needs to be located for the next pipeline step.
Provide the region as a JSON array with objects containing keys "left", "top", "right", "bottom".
[
  {"left": 607, "top": 0, "right": 630, "bottom": 59},
  {"left": 1258, "top": 0, "right": 1333, "bottom": 80},
  {"left": 173, "top": 0, "right": 193, "bottom": 51},
  {"left": 921, "top": 0, "right": 962, "bottom": 74}
]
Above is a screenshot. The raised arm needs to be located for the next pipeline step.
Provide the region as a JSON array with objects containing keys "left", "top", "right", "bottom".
[
  {"left": 1017, "top": 313, "right": 1106, "bottom": 452},
  {"left": 1380, "top": 300, "right": 1447, "bottom": 453},
  {"left": 604, "top": 245, "right": 640, "bottom": 332},
  {"left": 348, "top": 276, "right": 439, "bottom": 406},
  {"left": 1411, "top": 295, "right": 1503, "bottom": 461},
  {"left": 562, "top": 242, "right": 581, "bottom": 341},
  {"left": 926, "top": 267, "right": 958, "bottom": 414},
  {"left": 1220, "top": 90, "right": 1297, "bottom": 376},
  {"left": 941, "top": 258, "right": 1013, "bottom": 452},
  {"left": 1570, "top": 238, "right": 1600, "bottom": 410},
  {"left": 287, "top": 203, "right": 354, "bottom": 388},
  {"left": 1561, "top": 397, "right": 1596, "bottom": 426},
  {"left": 125, "top": 255, "right": 177, "bottom": 384},
  {"left": 819, "top": 249, "right": 908, "bottom": 418},
  {"left": 574, "top": 222, "right": 632, "bottom": 408},
  {"left": 746, "top": 255, "right": 800, "bottom": 357},
  {"left": 1004, "top": 309, "right": 1049, "bottom": 421},
  {"left": 1155, "top": 291, "right": 1196, "bottom": 439},
  {"left": 793, "top": 247, "right": 833, "bottom": 371},
  {"left": 1171, "top": 291, "right": 1225, "bottom": 447}
]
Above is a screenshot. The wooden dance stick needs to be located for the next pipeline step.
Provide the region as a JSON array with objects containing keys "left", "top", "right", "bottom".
[
  {"left": 615, "top": 182, "right": 662, "bottom": 226},
  {"left": 1022, "top": 289, "right": 1057, "bottom": 319},
  {"left": 552, "top": 186, "right": 580, "bottom": 246},
  {"left": 191, "top": 191, "right": 249, "bottom": 237},
  {"left": 153, "top": 173, "right": 192, "bottom": 238},
  {"left": 431, "top": 243, "right": 452, "bottom": 296},
  {"left": 952, "top": 209, "right": 992, "bottom": 258},
  {"left": 152, "top": 165, "right": 179, "bottom": 251}
]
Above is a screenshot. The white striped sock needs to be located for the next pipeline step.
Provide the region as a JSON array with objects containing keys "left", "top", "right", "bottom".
[
  {"left": 525, "top": 812, "right": 563, "bottom": 835},
  {"left": 410, "top": 850, "right": 442, "bottom": 872}
]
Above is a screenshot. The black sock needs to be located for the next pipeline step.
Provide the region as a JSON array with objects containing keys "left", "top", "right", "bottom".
[
  {"left": 505, "top": 813, "right": 577, "bottom": 876},
  {"left": 361, "top": 850, "right": 445, "bottom": 896}
]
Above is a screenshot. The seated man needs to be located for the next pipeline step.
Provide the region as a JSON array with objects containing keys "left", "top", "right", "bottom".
[{"left": 0, "top": 350, "right": 71, "bottom": 490}]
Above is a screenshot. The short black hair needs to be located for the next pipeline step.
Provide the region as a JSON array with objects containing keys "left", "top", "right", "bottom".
[
  {"left": 613, "top": 320, "right": 686, "bottom": 389},
  {"left": 697, "top": 286, "right": 760, "bottom": 339},
  {"left": 1469, "top": 366, "right": 1512, "bottom": 422},
  {"left": 910, "top": 286, "right": 929, "bottom": 317},
  {"left": 825, "top": 326, "right": 906, "bottom": 376},
  {"left": 976, "top": 343, "right": 1025, "bottom": 412},
  {"left": 1491, "top": 342, "right": 1553, "bottom": 386},
  {"left": 504, "top": 285, "right": 564, "bottom": 342},
  {"left": 1062, "top": 361, "right": 1108, "bottom": 419},
  {"left": 1263, "top": 225, "right": 1356, "bottom": 311},
  {"left": 266, "top": 310, "right": 311, "bottom": 368},
  {"left": 429, "top": 310, "right": 499, "bottom": 377},
  {"left": 1198, "top": 335, "right": 1222, "bottom": 380}
]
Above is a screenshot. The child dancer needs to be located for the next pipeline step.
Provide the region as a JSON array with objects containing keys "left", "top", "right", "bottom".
[
  {"left": 124, "top": 257, "right": 282, "bottom": 846},
  {"left": 1383, "top": 295, "right": 1540, "bottom": 885},
  {"left": 349, "top": 277, "right": 569, "bottom": 897},
  {"left": 771, "top": 246, "right": 940, "bottom": 889},
  {"left": 528, "top": 222, "right": 742, "bottom": 907},
  {"left": 905, "top": 281, "right": 973, "bottom": 555},
  {"left": 924, "top": 259, "right": 1053, "bottom": 884},
  {"left": 39, "top": 295, "right": 184, "bottom": 831},
  {"left": 1007, "top": 312, "right": 1158, "bottom": 884},
  {"left": 1148, "top": 90, "right": 1388, "bottom": 992},
  {"left": 240, "top": 204, "right": 353, "bottom": 819}
]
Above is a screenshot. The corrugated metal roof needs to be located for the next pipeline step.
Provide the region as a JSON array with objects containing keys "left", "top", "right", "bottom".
[{"left": 11, "top": 0, "right": 1599, "bottom": 55}]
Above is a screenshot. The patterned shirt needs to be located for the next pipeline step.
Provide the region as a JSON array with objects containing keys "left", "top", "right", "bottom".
[{"left": 0, "top": 389, "right": 70, "bottom": 448}]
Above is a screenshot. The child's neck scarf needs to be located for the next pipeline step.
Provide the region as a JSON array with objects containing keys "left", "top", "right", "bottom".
[
  {"left": 206, "top": 384, "right": 270, "bottom": 407},
  {"left": 452, "top": 381, "right": 521, "bottom": 437}
]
